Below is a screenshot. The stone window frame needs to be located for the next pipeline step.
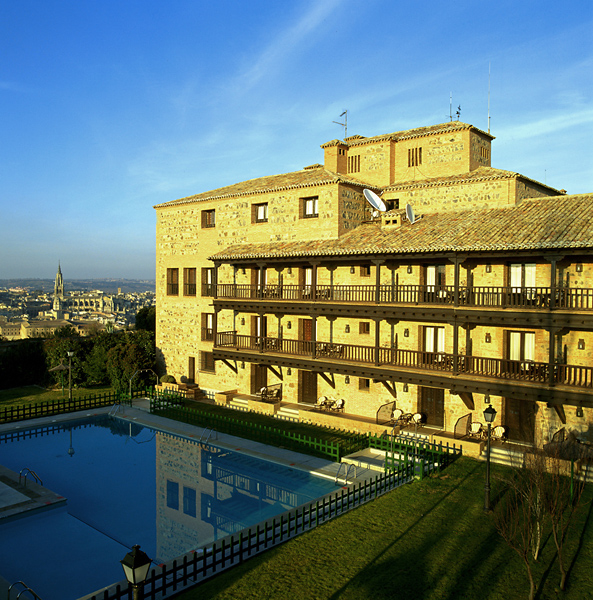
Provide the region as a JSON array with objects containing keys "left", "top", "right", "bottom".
[
  {"left": 347, "top": 154, "right": 361, "bottom": 173},
  {"left": 408, "top": 147, "right": 422, "bottom": 167},
  {"left": 183, "top": 268, "right": 197, "bottom": 296},
  {"left": 252, "top": 202, "right": 269, "bottom": 223},
  {"left": 301, "top": 196, "right": 319, "bottom": 219},
  {"left": 166, "top": 268, "right": 179, "bottom": 296},
  {"left": 201, "top": 350, "right": 216, "bottom": 373},
  {"left": 201, "top": 209, "right": 216, "bottom": 228}
]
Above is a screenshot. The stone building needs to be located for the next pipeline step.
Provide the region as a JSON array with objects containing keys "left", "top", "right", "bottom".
[{"left": 154, "top": 120, "right": 593, "bottom": 448}]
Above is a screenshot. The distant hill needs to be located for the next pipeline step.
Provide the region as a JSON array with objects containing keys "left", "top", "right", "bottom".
[{"left": 0, "top": 278, "right": 155, "bottom": 294}]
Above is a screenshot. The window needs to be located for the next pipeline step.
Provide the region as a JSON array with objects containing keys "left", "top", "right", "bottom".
[
  {"left": 201, "top": 268, "right": 215, "bottom": 296},
  {"left": 166, "top": 480, "right": 179, "bottom": 510},
  {"left": 424, "top": 326, "right": 445, "bottom": 353},
  {"left": 302, "top": 196, "right": 319, "bottom": 218},
  {"left": 201, "top": 351, "right": 215, "bottom": 373},
  {"left": 385, "top": 199, "right": 399, "bottom": 211},
  {"left": 166, "top": 268, "right": 179, "bottom": 296},
  {"left": 426, "top": 265, "right": 446, "bottom": 291},
  {"left": 408, "top": 147, "right": 422, "bottom": 167},
  {"left": 359, "top": 322, "right": 370, "bottom": 335},
  {"left": 348, "top": 155, "right": 361, "bottom": 173},
  {"left": 360, "top": 265, "right": 371, "bottom": 277},
  {"left": 508, "top": 331, "right": 535, "bottom": 362},
  {"left": 509, "top": 263, "right": 536, "bottom": 291},
  {"left": 358, "top": 378, "right": 370, "bottom": 391},
  {"left": 201, "top": 209, "right": 215, "bottom": 228},
  {"left": 184, "top": 268, "right": 196, "bottom": 296},
  {"left": 480, "top": 147, "right": 490, "bottom": 160},
  {"left": 183, "top": 486, "right": 196, "bottom": 517},
  {"left": 253, "top": 202, "right": 269, "bottom": 223},
  {"left": 201, "top": 313, "right": 214, "bottom": 341}
]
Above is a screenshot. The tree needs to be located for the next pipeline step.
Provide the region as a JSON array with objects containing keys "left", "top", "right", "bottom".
[
  {"left": 105, "top": 331, "right": 155, "bottom": 394},
  {"left": 538, "top": 437, "right": 587, "bottom": 590},
  {"left": 135, "top": 306, "right": 156, "bottom": 333},
  {"left": 494, "top": 475, "right": 538, "bottom": 600},
  {"left": 83, "top": 330, "right": 120, "bottom": 385}
]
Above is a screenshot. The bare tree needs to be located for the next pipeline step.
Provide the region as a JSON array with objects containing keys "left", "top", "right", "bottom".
[
  {"left": 539, "top": 437, "right": 587, "bottom": 591},
  {"left": 494, "top": 481, "right": 537, "bottom": 600}
]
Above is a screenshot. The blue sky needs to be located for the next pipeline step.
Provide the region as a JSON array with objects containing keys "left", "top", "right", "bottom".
[{"left": 1, "top": 0, "right": 591, "bottom": 279}]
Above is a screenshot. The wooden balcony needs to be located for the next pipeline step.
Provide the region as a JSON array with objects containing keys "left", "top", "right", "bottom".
[
  {"left": 215, "top": 331, "right": 593, "bottom": 391},
  {"left": 211, "top": 284, "right": 593, "bottom": 311}
]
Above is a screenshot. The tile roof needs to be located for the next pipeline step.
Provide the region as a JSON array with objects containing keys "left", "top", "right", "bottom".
[
  {"left": 383, "top": 166, "right": 563, "bottom": 195},
  {"left": 321, "top": 121, "right": 493, "bottom": 149},
  {"left": 209, "top": 194, "right": 593, "bottom": 261},
  {"left": 154, "top": 167, "right": 374, "bottom": 208}
]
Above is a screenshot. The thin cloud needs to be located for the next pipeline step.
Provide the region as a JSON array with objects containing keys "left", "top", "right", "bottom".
[{"left": 233, "top": 0, "right": 345, "bottom": 92}]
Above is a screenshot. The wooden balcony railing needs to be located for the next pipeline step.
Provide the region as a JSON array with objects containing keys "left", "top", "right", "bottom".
[
  {"left": 209, "top": 284, "right": 593, "bottom": 310},
  {"left": 215, "top": 331, "right": 593, "bottom": 389}
]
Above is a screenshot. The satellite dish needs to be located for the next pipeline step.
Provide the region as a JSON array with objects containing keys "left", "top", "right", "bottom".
[
  {"left": 405, "top": 203, "right": 422, "bottom": 224},
  {"left": 363, "top": 189, "right": 387, "bottom": 213}
]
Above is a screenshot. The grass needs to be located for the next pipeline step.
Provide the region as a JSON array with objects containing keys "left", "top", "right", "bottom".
[
  {"left": 0, "top": 384, "right": 115, "bottom": 407},
  {"left": 174, "top": 458, "right": 593, "bottom": 600}
]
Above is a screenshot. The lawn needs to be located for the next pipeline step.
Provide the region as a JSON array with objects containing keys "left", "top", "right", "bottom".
[
  {"left": 174, "top": 458, "right": 593, "bottom": 600},
  {"left": 0, "top": 385, "right": 115, "bottom": 407}
]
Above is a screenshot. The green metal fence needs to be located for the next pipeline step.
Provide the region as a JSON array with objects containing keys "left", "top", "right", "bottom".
[
  {"left": 149, "top": 395, "right": 368, "bottom": 461},
  {"left": 369, "top": 432, "right": 462, "bottom": 479},
  {"left": 0, "top": 390, "right": 124, "bottom": 424}
]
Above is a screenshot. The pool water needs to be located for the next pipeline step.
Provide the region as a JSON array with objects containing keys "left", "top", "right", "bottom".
[{"left": 0, "top": 415, "right": 337, "bottom": 600}]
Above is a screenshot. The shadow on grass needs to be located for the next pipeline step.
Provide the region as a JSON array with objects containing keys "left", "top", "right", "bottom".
[
  {"left": 0, "top": 385, "right": 47, "bottom": 404},
  {"left": 326, "top": 461, "right": 488, "bottom": 600}
]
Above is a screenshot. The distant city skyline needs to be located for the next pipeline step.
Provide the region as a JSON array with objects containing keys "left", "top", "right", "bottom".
[{"left": 1, "top": 0, "right": 591, "bottom": 280}]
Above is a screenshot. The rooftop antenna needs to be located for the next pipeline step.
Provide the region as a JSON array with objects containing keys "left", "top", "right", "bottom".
[
  {"left": 456, "top": 105, "right": 461, "bottom": 121},
  {"left": 487, "top": 62, "right": 491, "bottom": 134},
  {"left": 405, "top": 203, "right": 422, "bottom": 225},
  {"left": 333, "top": 110, "right": 348, "bottom": 140},
  {"left": 448, "top": 93, "right": 452, "bottom": 122},
  {"left": 363, "top": 189, "right": 387, "bottom": 220}
]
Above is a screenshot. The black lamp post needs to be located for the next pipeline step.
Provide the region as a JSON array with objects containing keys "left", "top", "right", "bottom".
[
  {"left": 120, "top": 545, "right": 152, "bottom": 600},
  {"left": 483, "top": 403, "right": 497, "bottom": 512},
  {"left": 67, "top": 351, "right": 74, "bottom": 402}
]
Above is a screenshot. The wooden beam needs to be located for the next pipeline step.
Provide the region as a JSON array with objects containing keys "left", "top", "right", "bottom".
[
  {"left": 552, "top": 403, "right": 567, "bottom": 424},
  {"left": 319, "top": 371, "right": 336, "bottom": 389},
  {"left": 267, "top": 364, "right": 283, "bottom": 380},
  {"left": 459, "top": 392, "right": 475, "bottom": 410},
  {"left": 221, "top": 359, "right": 238, "bottom": 374},
  {"left": 381, "top": 380, "right": 397, "bottom": 398}
]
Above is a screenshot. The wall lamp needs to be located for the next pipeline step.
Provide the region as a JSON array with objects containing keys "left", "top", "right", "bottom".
[
  {"left": 403, "top": 328, "right": 409, "bottom": 337},
  {"left": 407, "top": 265, "right": 413, "bottom": 274},
  {"left": 485, "top": 264, "right": 492, "bottom": 273},
  {"left": 403, "top": 383, "right": 408, "bottom": 392},
  {"left": 350, "top": 266, "right": 355, "bottom": 274},
  {"left": 241, "top": 267, "right": 246, "bottom": 275},
  {"left": 576, "top": 405, "right": 584, "bottom": 418},
  {"left": 287, "top": 267, "right": 292, "bottom": 275},
  {"left": 578, "top": 339, "right": 585, "bottom": 350},
  {"left": 576, "top": 263, "right": 583, "bottom": 273},
  {"left": 287, "top": 321, "right": 291, "bottom": 330},
  {"left": 287, "top": 368, "right": 292, "bottom": 375},
  {"left": 241, "top": 318, "right": 245, "bottom": 326},
  {"left": 345, "top": 324, "right": 350, "bottom": 333},
  {"left": 485, "top": 333, "right": 492, "bottom": 343},
  {"left": 345, "top": 376, "right": 350, "bottom": 384}
]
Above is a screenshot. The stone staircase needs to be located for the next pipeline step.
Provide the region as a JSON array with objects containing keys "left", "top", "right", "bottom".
[{"left": 275, "top": 405, "right": 300, "bottom": 422}]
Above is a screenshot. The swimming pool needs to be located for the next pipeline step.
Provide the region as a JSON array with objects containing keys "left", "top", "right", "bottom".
[{"left": 0, "top": 414, "right": 338, "bottom": 600}]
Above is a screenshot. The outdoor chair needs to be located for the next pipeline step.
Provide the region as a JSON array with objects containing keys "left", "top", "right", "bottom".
[
  {"left": 391, "top": 408, "right": 404, "bottom": 424},
  {"left": 469, "top": 422, "right": 485, "bottom": 439},
  {"left": 492, "top": 425, "right": 507, "bottom": 442},
  {"left": 315, "top": 396, "right": 328, "bottom": 410},
  {"left": 331, "top": 398, "right": 345, "bottom": 412}
]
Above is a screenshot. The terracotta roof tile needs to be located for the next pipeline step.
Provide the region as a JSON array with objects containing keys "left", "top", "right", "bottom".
[
  {"left": 321, "top": 121, "right": 493, "bottom": 149},
  {"left": 154, "top": 167, "right": 372, "bottom": 208},
  {"left": 210, "top": 194, "right": 593, "bottom": 261}
]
